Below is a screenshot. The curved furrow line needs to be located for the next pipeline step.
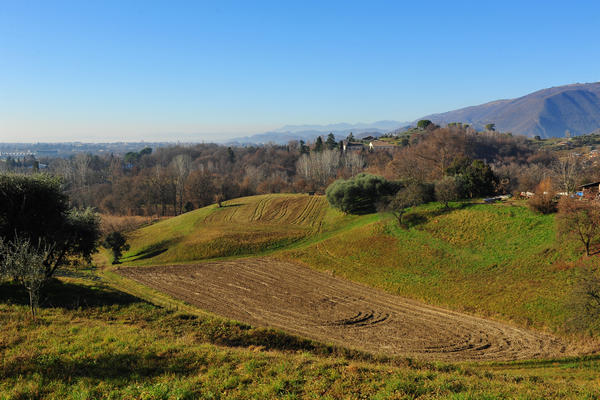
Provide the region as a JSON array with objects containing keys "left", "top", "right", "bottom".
[{"left": 118, "top": 258, "right": 571, "bottom": 361}]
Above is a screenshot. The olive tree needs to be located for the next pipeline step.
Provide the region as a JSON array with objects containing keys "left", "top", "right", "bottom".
[
  {"left": 0, "top": 174, "right": 101, "bottom": 278},
  {"left": 103, "top": 231, "right": 130, "bottom": 264},
  {"left": 0, "top": 237, "right": 51, "bottom": 317},
  {"left": 326, "top": 173, "right": 400, "bottom": 214}
]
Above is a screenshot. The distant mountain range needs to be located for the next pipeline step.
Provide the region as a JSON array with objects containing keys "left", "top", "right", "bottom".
[
  {"left": 226, "top": 121, "right": 409, "bottom": 145},
  {"left": 226, "top": 82, "right": 600, "bottom": 144},
  {"left": 419, "top": 82, "right": 600, "bottom": 138}
]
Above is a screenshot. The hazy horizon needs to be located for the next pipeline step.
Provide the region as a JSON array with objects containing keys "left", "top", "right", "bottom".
[{"left": 1, "top": 1, "right": 599, "bottom": 142}]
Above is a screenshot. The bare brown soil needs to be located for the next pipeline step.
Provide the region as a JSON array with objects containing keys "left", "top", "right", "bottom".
[{"left": 118, "top": 258, "right": 571, "bottom": 361}]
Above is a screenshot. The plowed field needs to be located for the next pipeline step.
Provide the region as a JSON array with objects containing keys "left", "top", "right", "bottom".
[{"left": 118, "top": 258, "right": 569, "bottom": 361}]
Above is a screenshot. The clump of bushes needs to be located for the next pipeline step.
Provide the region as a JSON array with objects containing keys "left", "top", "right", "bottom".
[
  {"left": 445, "top": 157, "right": 498, "bottom": 198},
  {"left": 528, "top": 178, "right": 557, "bottom": 214},
  {"left": 326, "top": 173, "right": 400, "bottom": 214}
]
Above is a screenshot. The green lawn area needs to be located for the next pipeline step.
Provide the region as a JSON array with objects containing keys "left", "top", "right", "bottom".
[
  {"left": 282, "top": 201, "right": 592, "bottom": 334},
  {"left": 2, "top": 278, "right": 600, "bottom": 399}
]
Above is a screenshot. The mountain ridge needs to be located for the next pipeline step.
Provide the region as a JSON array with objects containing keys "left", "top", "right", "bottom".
[
  {"left": 226, "top": 82, "right": 600, "bottom": 144},
  {"left": 419, "top": 82, "right": 600, "bottom": 138}
]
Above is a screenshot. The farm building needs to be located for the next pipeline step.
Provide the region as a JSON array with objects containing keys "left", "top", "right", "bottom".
[
  {"left": 368, "top": 140, "right": 396, "bottom": 151},
  {"left": 578, "top": 181, "right": 600, "bottom": 200},
  {"left": 342, "top": 141, "right": 364, "bottom": 152}
]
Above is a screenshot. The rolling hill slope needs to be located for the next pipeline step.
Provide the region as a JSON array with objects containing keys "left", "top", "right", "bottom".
[
  {"left": 119, "top": 194, "right": 592, "bottom": 337},
  {"left": 121, "top": 194, "right": 365, "bottom": 265},
  {"left": 420, "top": 82, "right": 600, "bottom": 138}
]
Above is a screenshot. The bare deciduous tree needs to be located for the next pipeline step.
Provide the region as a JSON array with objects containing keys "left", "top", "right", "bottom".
[
  {"left": 435, "top": 175, "right": 461, "bottom": 208},
  {"left": 557, "top": 197, "right": 600, "bottom": 256},
  {"left": 344, "top": 152, "right": 364, "bottom": 177},
  {"left": 411, "top": 127, "right": 468, "bottom": 179},
  {"left": 528, "top": 178, "right": 557, "bottom": 214},
  {"left": 296, "top": 150, "right": 341, "bottom": 188},
  {"left": 74, "top": 153, "right": 91, "bottom": 189},
  {"left": 567, "top": 266, "right": 600, "bottom": 333},
  {"left": 553, "top": 153, "right": 581, "bottom": 194},
  {"left": 150, "top": 166, "right": 176, "bottom": 216},
  {"left": 172, "top": 154, "right": 192, "bottom": 214}
]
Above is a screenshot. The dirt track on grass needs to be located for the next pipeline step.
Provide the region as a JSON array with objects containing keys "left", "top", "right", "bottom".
[{"left": 118, "top": 258, "right": 570, "bottom": 361}]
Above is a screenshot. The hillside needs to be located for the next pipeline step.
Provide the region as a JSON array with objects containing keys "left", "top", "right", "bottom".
[
  {"left": 3, "top": 278, "right": 600, "bottom": 398},
  {"left": 121, "top": 194, "right": 366, "bottom": 265},
  {"left": 420, "top": 82, "right": 600, "bottom": 138},
  {"left": 282, "top": 202, "right": 588, "bottom": 334},
  {"left": 119, "top": 194, "right": 591, "bottom": 337}
]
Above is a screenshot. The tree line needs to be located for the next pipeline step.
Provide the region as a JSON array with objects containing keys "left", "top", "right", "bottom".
[{"left": 1, "top": 125, "right": 598, "bottom": 217}]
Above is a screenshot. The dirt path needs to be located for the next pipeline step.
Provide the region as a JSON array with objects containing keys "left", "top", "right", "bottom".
[{"left": 118, "top": 258, "right": 569, "bottom": 361}]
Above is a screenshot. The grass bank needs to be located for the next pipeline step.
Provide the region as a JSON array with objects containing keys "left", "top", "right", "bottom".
[
  {"left": 281, "top": 201, "right": 594, "bottom": 334},
  {"left": 2, "top": 278, "right": 600, "bottom": 399}
]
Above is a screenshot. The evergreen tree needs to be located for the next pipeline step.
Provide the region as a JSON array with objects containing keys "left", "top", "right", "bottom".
[
  {"left": 417, "top": 120, "right": 432, "bottom": 130},
  {"left": 299, "top": 140, "right": 309, "bottom": 154},
  {"left": 314, "top": 136, "right": 324, "bottom": 152},
  {"left": 325, "top": 133, "right": 337, "bottom": 149}
]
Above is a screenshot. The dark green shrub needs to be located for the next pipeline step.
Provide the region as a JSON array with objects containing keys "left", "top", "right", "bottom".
[
  {"left": 326, "top": 173, "right": 400, "bottom": 214},
  {"left": 447, "top": 157, "right": 497, "bottom": 198}
]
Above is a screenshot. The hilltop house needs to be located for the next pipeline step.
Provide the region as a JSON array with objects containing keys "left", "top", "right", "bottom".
[
  {"left": 368, "top": 140, "right": 396, "bottom": 151},
  {"left": 342, "top": 141, "right": 364, "bottom": 152}
]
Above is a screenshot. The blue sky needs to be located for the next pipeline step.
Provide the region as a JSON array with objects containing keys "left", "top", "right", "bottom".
[{"left": 1, "top": 1, "right": 599, "bottom": 142}]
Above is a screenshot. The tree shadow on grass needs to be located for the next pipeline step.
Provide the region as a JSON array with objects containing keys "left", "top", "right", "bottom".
[
  {"left": 123, "top": 240, "right": 175, "bottom": 262},
  {"left": 0, "top": 325, "right": 378, "bottom": 382},
  {"left": 403, "top": 202, "right": 475, "bottom": 229},
  {"left": 171, "top": 313, "right": 375, "bottom": 361},
  {"left": 0, "top": 352, "right": 203, "bottom": 381},
  {"left": 0, "top": 278, "right": 142, "bottom": 310},
  {"left": 127, "top": 247, "right": 168, "bottom": 261},
  {"left": 217, "top": 202, "right": 243, "bottom": 208}
]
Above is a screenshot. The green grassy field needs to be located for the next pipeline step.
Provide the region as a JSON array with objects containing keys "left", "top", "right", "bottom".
[
  {"left": 5, "top": 193, "right": 600, "bottom": 398},
  {"left": 120, "top": 194, "right": 366, "bottom": 265},
  {"left": 282, "top": 201, "right": 598, "bottom": 335},
  {"left": 2, "top": 278, "right": 600, "bottom": 399},
  {"left": 118, "top": 194, "right": 591, "bottom": 335}
]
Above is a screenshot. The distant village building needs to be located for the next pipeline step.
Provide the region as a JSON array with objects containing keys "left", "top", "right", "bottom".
[
  {"left": 578, "top": 181, "right": 600, "bottom": 200},
  {"left": 342, "top": 141, "right": 364, "bottom": 152},
  {"left": 368, "top": 140, "right": 396, "bottom": 151},
  {"left": 0, "top": 151, "right": 34, "bottom": 160}
]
